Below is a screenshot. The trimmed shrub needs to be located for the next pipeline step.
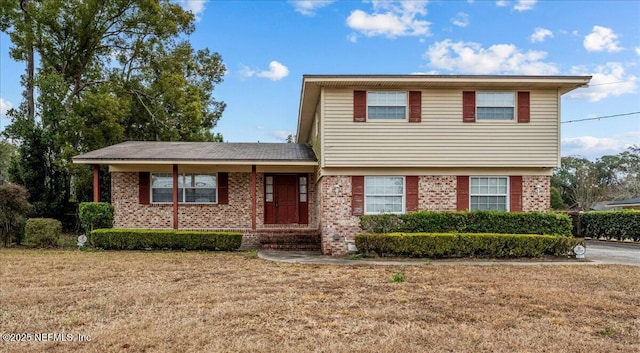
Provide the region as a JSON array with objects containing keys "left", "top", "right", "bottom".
[
  {"left": 355, "top": 232, "right": 584, "bottom": 258},
  {"left": 78, "top": 202, "right": 114, "bottom": 235},
  {"left": 581, "top": 210, "right": 640, "bottom": 241},
  {"left": 92, "top": 229, "right": 242, "bottom": 251},
  {"left": 25, "top": 218, "right": 62, "bottom": 248},
  {"left": 360, "top": 211, "right": 572, "bottom": 236}
]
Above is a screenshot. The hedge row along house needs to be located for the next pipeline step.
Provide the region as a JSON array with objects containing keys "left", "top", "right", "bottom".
[{"left": 73, "top": 74, "right": 591, "bottom": 255}]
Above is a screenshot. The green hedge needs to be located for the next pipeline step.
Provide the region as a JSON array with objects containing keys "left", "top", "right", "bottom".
[
  {"left": 581, "top": 210, "right": 640, "bottom": 241},
  {"left": 92, "top": 229, "right": 243, "bottom": 251},
  {"left": 355, "top": 232, "right": 584, "bottom": 258},
  {"left": 360, "top": 211, "right": 572, "bottom": 236},
  {"left": 25, "top": 218, "right": 62, "bottom": 248},
  {"left": 356, "top": 233, "right": 584, "bottom": 258}
]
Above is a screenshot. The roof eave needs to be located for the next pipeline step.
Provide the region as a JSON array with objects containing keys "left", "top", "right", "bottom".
[{"left": 72, "top": 159, "right": 318, "bottom": 166}]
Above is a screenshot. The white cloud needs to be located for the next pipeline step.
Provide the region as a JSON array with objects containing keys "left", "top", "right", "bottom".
[
  {"left": 257, "top": 61, "right": 289, "bottom": 81},
  {"left": 514, "top": 0, "right": 537, "bottom": 11},
  {"left": 346, "top": 1, "right": 430, "bottom": 38},
  {"left": 0, "top": 98, "right": 13, "bottom": 117},
  {"left": 570, "top": 62, "right": 637, "bottom": 102},
  {"left": 239, "top": 65, "right": 256, "bottom": 79},
  {"left": 411, "top": 70, "right": 439, "bottom": 75},
  {"left": 239, "top": 61, "right": 290, "bottom": 81},
  {"left": 424, "top": 39, "right": 558, "bottom": 75},
  {"left": 290, "top": 0, "right": 335, "bottom": 16},
  {"left": 496, "top": 0, "right": 537, "bottom": 11},
  {"left": 174, "top": 0, "right": 208, "bottom": 19},
  {"left": 272, "top": 130, "right": 294, "bottom": 141},
  {"left": 635, "top": 47, "right": 640, "bottom": 56},
  {"left": 583, "top": 26, "right": 622, "bottom": 52},
  {"left": 346, "top": 33, "right": 358, "bottom": 43},
  {"left": 451, "top": 12, "right": 470, "bottom": 28},
  {"left": 562, "top": 136, "right": 632, "bottom": 157},
  {"left": 530, "top": 27, "right": 553, "bottom": 43}
]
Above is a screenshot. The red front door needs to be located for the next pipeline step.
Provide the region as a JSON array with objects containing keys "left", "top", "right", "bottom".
[
  {"left": 275, "top": 175, "right": 298, "bottom": 224},
  {"left": 265, "top": 175, "right": 299, "bottom": 224}
]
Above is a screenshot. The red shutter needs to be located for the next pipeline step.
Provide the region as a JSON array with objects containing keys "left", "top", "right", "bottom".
[
  {"left": 510, "top": 176, "right": 523, "bottom": 212},
  {"left": 353, "top": 90, "right": 366, "bottom": 122},
  {"left": 517, "top": 91, "right": 530, "bottom": 123},
  {"left": 218, "top": 172, "right": 229, "bottom": 205},
  {"left": 406, "top": 176, "right": 419, "bottom": 212},
  {"left": 456, "top": 176, "right": 469, "bottom": 211},
  {"left": 139, "top": 172, "right": 150, "bottom": 205},
  {"left": 409, "top": 91, "right": 422, "bottom": 123},
  {"left": 352, "top": 176, "right": 364, "bottom": 216},
  {"left": 462, "top": 91, "right": 476, "bottom": 123}
]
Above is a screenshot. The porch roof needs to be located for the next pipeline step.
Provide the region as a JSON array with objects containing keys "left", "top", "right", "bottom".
[{"left": 72, "top": 141, "right": 318, "bottom": 166}]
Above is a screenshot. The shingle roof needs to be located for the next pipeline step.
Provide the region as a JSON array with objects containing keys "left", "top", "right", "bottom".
[
  {"left": 609, "top": 197, "right": 640, "bottom": 206},
  {"left": 72, "top": 141, "right": 317, "bottom": 163}
]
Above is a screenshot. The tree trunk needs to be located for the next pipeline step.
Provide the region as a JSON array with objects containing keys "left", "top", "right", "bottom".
[{"left": 21, "top": 0, "right": 35, "bottom": 120}]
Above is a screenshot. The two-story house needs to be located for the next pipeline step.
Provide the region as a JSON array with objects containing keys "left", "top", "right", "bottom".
[{"left": 73, "top": 74, "right": 591, "bottom": 255}]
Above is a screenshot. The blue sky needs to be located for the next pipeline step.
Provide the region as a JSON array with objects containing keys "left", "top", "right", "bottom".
[{"left": 1, "top": 0, "right": 639, "bottom": 160}]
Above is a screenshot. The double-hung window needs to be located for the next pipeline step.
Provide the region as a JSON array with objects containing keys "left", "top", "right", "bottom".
[
  {"left": 364, "top": 176, "right": 405, "bottom": 214},
  {"left": 151, "top": 173, "right": 217, "bottom": 203},
  {"left": 470, "top": 177, "right": 508, "bottom": 211},
  {"left": 476, "top": 92, "right": 515, "bottom": 121},
  {"left": 367, "top": 91, "right": 407, "bottom": 120}
]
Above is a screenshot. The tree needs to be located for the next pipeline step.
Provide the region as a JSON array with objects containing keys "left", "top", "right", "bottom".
[
  {"left": 1, "top": 0, "right": 226, "bottom": 219},
  {"left": 552, "top": 146, "right": 640, "bottom": 209},
  {"left": 0, "top": 141, "right": 16, "bottom": 184},
  {"left": 552, "top": 156, "right": 594, "bottom": 207},
  {"left": 0, "top": 183, "right": 32, "bottom": 246},
  {"left": 550, "top": 186, "right": 565, "bottom": 210}
]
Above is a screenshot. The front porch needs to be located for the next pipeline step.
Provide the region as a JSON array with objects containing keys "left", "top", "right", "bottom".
[{"left": 73, "top": 142, "right": 320, "bottom": 251}]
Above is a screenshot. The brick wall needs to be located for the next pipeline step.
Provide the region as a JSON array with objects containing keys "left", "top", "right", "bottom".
[
  {"left": 318, "top": 176, "right": 360, "bottom": 256},
  {"left": 112, "top": 172, "right": 173, "bottom": 229},
  {"left": 418, "top": 176, "right": 457, "bottom": 211},
  {"left": 316, "top": 174, "right": 551, "bottom": 256},
  {"left": 111, "top": 171, "right": 317, "bottom": 248},
  {"left": 522, "top": 175, "right": 551, "bottom": 211}
]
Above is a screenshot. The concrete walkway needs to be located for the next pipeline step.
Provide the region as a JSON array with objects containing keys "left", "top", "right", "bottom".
[{"left": 258, "top": 240, "right": 640, "bottom": 267}]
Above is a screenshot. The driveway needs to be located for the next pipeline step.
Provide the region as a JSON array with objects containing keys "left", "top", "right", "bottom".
[{"left": 585, "top": 240, "right": 640, "bottom": 266}]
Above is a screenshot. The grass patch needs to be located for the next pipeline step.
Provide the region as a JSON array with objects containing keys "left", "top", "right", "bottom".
[
  {"left": 390, "top": 271, "right": 405, "bottom": 283},
  {"left": 1, "top": 249, "right": 638, "bottom": 352}
]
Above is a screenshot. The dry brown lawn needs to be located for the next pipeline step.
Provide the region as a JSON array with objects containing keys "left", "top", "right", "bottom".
[{"left": 1, "top": 249, "right": 638, "bottom": 353}]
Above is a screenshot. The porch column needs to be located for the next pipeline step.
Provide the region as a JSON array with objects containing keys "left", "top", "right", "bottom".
[
  {"left": 173, "top": 164, "right": 179, "bottom": 230},
  {"left": 92, "top": 164, "right": 100, "bottom": 202},
  {"left": 251, "top": 165, "right": 257, "bottom": 230}
]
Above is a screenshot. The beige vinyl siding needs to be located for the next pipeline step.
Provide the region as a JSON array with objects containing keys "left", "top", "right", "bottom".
[
  {"left": 309, "top": 109, "right": 322, "bottom": 165},
  {"left": 322, "top": 88, "right": 559, "bottom": 168}
]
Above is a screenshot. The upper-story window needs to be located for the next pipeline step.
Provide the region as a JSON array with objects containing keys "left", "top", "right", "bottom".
[
  {"left": 367, "top": 91, "right": 407, "bottom": 120},
  {"left": 151, "top": 173, "right": 217, "bottom": 203},
  {"left": 476, "top": 92, "right": 515, "bottom": 121}
]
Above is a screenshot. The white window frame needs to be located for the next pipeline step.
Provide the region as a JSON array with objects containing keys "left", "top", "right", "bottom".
[
  {"left": 367, "top": 91, "right": 408, "bottom": 120},
  {"left": 151, "top": 173, "right": 218, "bottom": 204},
  {"left": 469, "top": 176, "right": 509, "bottom": 212},
  {"left": 476, "top": 92, "right": 516, "bottom": 121},
  {"left": 364, "top": 176, "right": 406, "bottom": 215}
]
